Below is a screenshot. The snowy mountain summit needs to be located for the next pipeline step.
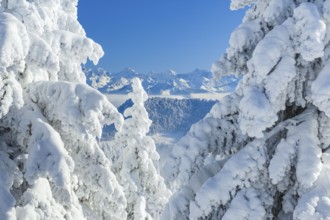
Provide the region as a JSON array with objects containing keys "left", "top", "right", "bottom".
[{"left": 84, "top": 67, "right": 239, "bottom": 95}]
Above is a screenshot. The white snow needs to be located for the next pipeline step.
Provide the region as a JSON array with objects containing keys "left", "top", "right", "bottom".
[
  {"left": 0, "top": 0, "right": 127, "bottom": 219},
  {"left": 163, "top": 1, "right": 330, "bottom": 219},
  {"left": 3, "top": 0, "right": 330, "bottom": 219},
  {"left": 25, "top": 118, "right": 73, "bottom": 189},
  {"left": 311, "top": 61, "right": 330, "bottom": 116},
  {"left": 239, "top": 85, "right": 277, "bottom": 138},
  {"left": 106, "top": 93, "right": 229, "bottom": 108},
  {"left": 222, "top": 189, "right": 266, "bottom": 220},
  {"left": 293, "top": 3, "right": 326, "bottom": 61},
  {"left": 190, "top": 140, "right": 266, "bottom": 219},
  {"left": 104, "top": 78, "right": 170, "bottom": 219}
]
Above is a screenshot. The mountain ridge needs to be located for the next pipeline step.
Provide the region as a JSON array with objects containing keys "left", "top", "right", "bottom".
[{"left": 84, "top": 67, "right": 239, "bottom": 95}]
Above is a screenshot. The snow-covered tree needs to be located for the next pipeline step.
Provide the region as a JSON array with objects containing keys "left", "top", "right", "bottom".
[
  {"left": 0, "top": 0, "right": 127, "bottom": 219},
  {"left": 104, "top": 78, "right": 170, "bottom": 219},
  {"left": 164, "top": 0, "right": 330, "bottom": 219}
]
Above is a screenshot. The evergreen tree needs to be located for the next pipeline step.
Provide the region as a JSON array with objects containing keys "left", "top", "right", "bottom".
[
  {"left": 164, "top": 1, "right": 330, "bottom": 219},
  {"left": 104, "top": 78, "right": 170, "bottom": 219},
  {"left": 0, "top": 0, "right": 127, "bottom": 219}
]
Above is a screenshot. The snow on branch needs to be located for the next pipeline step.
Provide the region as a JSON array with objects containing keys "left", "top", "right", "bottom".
[
  {"left": 27, "top": 81, "right": 123, "bottom": 138},
  {"left": 293, "top": 3, "right": 326, "bottom": 61},
  {"left": 269, "top": 110, "right": 322, "bottom": 194},
  {"left": 25, "top": 118, "right": 74, "bottom": 189},
  {"left": 190, "top": 140, "right": 266, "bottom": 219}
]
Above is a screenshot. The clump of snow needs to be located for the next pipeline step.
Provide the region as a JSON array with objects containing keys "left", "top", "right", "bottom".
[
  {"left": 247, "top": 20, "right": 293, "bottom": 83},
  {"left": 16, "top": 178, "right": 73, "bottom": 220},
  {"left": 239, "top": 85, "right": 277, "bottom": 138},
  {"left": 0, "top": 12, "right": 29, "bottom": 70},
  {"left": 293, "top": 3, "right": 326, "bottom": 61},
  {"left": 265, "top": 56, "right": 296, "bottom": 111}
]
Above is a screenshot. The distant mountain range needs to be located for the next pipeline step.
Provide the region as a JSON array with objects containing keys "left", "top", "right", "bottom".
[{"left": 84, "top": 67, "right": 239, "bottom": 95}]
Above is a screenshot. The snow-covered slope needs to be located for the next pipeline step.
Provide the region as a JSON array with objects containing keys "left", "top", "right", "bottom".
[
  {"left": 84, "top": 67, "right": 239, "bottom": 95},
  {"left": 126, "top": 97, "right": 216, "bottom": 134},
  {"left": 103, "top": 97, "right": 217, "bottom": 139}
]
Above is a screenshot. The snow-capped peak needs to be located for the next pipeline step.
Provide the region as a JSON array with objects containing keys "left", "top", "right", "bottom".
[
  {"left": 166, "top": 69, "right": 177, "bottom": 76},
  {"left": 85, "top": 68, "right": 239, "bottom": 95}
]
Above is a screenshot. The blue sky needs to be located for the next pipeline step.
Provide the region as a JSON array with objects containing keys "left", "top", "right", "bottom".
[{"left": 78, "top": 1, "right": 245, "bottom": 73}]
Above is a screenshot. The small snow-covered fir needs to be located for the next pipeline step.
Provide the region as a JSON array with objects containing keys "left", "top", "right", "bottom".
[{"left": 103, "top": 78, "right": 170, "bottom": 219}]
